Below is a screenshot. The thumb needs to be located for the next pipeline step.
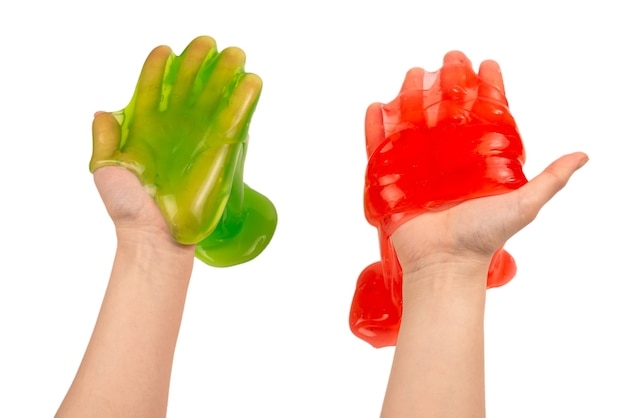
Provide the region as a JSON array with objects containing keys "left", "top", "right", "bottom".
[
  {"left": 518, "top": 151, "right": 589, "bottom": 225},
  {"left": 89, "top": 111, "right": 122, "bottom": 172}
]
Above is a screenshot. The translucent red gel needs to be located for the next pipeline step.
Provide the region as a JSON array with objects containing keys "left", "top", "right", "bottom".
[{"left": 350, "top": 51, "right": 528, "bottom": 348}]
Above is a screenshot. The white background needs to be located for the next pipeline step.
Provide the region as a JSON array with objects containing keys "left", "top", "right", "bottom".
[{"left": 0, "top": 1, "right": 623, "bottom": 417}]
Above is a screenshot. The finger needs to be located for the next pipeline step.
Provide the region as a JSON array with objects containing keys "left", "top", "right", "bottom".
[
  {"left": 171, "top": 143, "right": 243, "bottom": 243},
  {"left": 440, "top": 50, "right": 474, "bottom": 101},
  {"left": 195, "top": 47, "right": 247, "bottom": 116},
  {"left": 170, "top": 36, "right": 218, "bottom": 107},
  {"left": 365, "top": 102, "right": 385, "bottom": 157},
  {"left": 472, "top": 59, "right": 512, "bottom": 123},
  {"left": 477, "top": 59, "right": 505, "bottom": 94},
  {"left": 211, "top": 72, "right": 262, "bottom": 144},
  {"left": 518, "top": 152, "right": 589, "bottom": 223},
  {"left": 438, "top": 51, "right": 475, "bottom": 124},
  {"left": 90, "top": 112, "right": 122, "bottom": 172},
  {"left": 399, "top": 67, "right": 426, "bottom": 129},
  {"left": 134, "top": 45, "right": 174, "bottom": 113},
  {"left": 400, "top": 67, "right": 426, "bottom": 91}
]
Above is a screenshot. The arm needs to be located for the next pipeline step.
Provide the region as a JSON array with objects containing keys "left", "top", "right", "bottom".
[
  {"left": 381, "top": 152, "right": 588, "bottom": 417},
  {"left": 382, "top": 261, "right": 488, "bottom": 418},
  {"left": 55, "top": 165, "right": 195, "bottom": 418},
  {"left": 57, "top": 36, "right": 269, "bottom": 417}
]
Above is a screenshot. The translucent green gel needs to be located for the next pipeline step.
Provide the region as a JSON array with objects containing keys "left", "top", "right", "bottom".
[{"left": 90, "top": 36, "right": 277, "bottom": 266}]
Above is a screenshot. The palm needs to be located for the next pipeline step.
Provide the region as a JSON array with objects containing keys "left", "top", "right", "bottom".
[{"left": 391, "top": 153, "right": 587, "bottom": 274}]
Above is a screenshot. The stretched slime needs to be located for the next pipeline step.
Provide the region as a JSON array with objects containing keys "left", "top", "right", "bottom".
[
  {"left": 350, "top": 51, "right": 528, "bottom": 348},
  {"left": 90, "top": 36, "right": 277, "bottom": 267}
]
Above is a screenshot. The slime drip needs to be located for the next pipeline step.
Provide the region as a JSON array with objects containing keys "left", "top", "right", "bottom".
[
  {"left": 90, "top": 36, "right": 277, "bottom": 267},
  {"left": 350, "top": 51, "right": 528, "bottom": 348}
]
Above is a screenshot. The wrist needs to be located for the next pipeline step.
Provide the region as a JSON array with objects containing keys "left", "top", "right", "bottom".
[
  {"left": 402, "top": 256, "right": 490, "bottom": 299},
  {"left": 399, "top": 259, "right": 488, "bottom": 348},
  {"left": 114, "top": 226, "right": 196, "bottom": 270}
]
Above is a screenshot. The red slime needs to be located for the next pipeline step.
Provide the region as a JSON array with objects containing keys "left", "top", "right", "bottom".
[{"left": 350, "top": 51, "right": 528, "bottom": 348}]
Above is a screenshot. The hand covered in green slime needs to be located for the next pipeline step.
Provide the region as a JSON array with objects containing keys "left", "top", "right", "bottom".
[{"left": 90, "top": 36, "right": 277, "bottom": 266}]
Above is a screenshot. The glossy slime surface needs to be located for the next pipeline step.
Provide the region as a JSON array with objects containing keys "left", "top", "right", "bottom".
[
  {"left": 350, "top": 51, "right": 528, "bottom": 348},
  {"left": 90, "top": 36, "right": 277, "bottom": 267}
]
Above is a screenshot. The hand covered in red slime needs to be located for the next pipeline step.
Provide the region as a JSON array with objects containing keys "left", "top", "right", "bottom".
[{"left": 350, "top": 51, "right": 528, "bottom": 348}]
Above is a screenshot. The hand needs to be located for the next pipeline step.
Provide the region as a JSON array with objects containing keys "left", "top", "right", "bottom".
[
  {"left": 391, "top": 152, "right": 588, "bottom": 278},
  {"left": 364, "top": 52, "right": 526, "bottom": 222},
  {"left": 351, "top": 51, "right": 550, "bottom": 348},
  {"left": 90, "top": 36, "right": 277, "bottom": 266}
]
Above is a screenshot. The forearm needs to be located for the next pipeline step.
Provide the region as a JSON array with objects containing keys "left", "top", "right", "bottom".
[
  {"left": 56, "top": 229, "right": 195, "bottom": 418},
  {"left": 381, "top": 260, "right": 488, "bottom": 418}
]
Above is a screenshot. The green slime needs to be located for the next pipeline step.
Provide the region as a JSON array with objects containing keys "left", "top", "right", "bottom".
[{"left": 90, "top": 36, "right": 277, "bottom": 267}]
